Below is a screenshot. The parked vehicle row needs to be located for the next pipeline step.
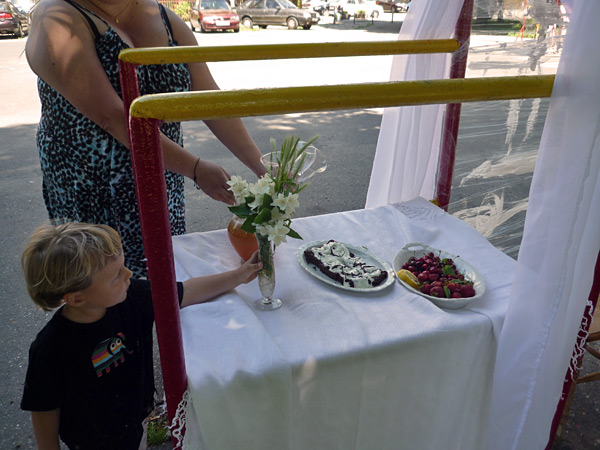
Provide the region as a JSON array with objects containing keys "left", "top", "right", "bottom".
[
  {"left": 0, "top": 0, "right": 30, "bottom": 38},
  {"left": 188, "top": 0, "right": 404, "bottom": 32}
]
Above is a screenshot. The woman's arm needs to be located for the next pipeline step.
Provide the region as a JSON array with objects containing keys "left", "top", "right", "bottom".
[
  {"left": 180, "top": 251, "right": 262, "bottom": 307},
  {"left": 31, "top": 409, "right": 61, "bottom": 450},
  {"left": 166, "top": 9, "right": 267, "bottom": 178}
]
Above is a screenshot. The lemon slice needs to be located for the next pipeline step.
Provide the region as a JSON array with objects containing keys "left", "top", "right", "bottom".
[{"left": 397, "top": 269, "right": 420, "bottom": 289}]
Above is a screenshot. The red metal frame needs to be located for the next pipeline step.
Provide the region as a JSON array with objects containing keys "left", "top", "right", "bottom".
[
  {"left": 119, "top": 61, "right": 188, "bottom": 448},
  {"left": 545, "top": 251, "right": 600, "bottom": 448},
  {"left": 436, "top": 0, "right": 474, "bottom": 211}
]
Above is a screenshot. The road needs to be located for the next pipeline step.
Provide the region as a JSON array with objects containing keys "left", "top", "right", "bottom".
[{"left": 4, "top": 15, "right": 594, "bottom": 450}]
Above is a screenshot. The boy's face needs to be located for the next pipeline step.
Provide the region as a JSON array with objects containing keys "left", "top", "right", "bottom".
[{"left": 78, "top": 252, "right": 133, "bottom": 309}]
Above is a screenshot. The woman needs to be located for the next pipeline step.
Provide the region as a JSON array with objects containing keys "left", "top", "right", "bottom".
[{"left": 25, "top": 0, "right": 266, "bottom": 276}]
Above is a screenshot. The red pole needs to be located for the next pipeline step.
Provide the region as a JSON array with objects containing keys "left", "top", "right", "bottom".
[
  {"left": 128, "top": 115, "right": 188, "bottom": 447},
  {"left": 119, "top": 56, "right": 188, "bottom": 447},
  {"left": 545, "top": 250, "right": 600, "bottom": 448},
  {"left": 435, "top": 0, "right": 473, "bottom": 210},
  {"left": 118, "top": 58, "right": 141, "bottom": 132}
]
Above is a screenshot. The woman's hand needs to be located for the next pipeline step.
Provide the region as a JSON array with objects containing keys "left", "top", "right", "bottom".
[{"left": 194, "top": 158, "right": 235, "bottom": 205}]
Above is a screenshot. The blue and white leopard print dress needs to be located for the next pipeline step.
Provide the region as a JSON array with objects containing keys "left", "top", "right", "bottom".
[{"left": 37, "top": 0, "right": 191, "bottom": 277}]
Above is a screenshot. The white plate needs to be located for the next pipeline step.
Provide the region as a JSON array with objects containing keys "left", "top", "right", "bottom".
[
  {"left": 392, "top": 243, "right": 486, "bottom": 310},
  {"left": 297, "top": 240, "right": 395, "bottom": 293}
]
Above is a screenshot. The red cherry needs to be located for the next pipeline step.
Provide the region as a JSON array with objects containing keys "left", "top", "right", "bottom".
[
  {"left": 417, "top": 272, "right": 429, "bottom": 283},
  {"left": 460, "top": 284, "right": 476, "bottom": 297},
  {"left": 429, "top": 286, "right": 444, "bottom": 297}
]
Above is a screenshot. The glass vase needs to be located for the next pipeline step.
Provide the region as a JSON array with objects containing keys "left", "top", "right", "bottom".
[
  {"left": 260, "top": 142, "right": 327, "bottom": 187},
  {"left": 227, "top": 215, "right": 258, "bottom": 261},
  {"left": 255, "top": 233, "right": 282, "bottom": 311}
]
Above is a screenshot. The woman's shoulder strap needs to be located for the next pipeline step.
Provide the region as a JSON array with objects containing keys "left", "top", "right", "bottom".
[
  {"left": 62, "top": 0, "right": 105, "bottom": 40},
  {"left": 158, "top": 2, "right": 178, "bottom": 44}
]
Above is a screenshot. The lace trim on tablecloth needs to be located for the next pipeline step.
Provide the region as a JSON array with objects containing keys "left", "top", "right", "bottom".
[
  {"left": 170, "top": 389, "right": 190, "bottom": 450},
  {"left": 566, "top": 298, "right": 594, "bottom": 382}
]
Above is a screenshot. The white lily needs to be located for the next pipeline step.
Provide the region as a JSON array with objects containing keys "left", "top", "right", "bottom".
[
  {"left": 265, "top": 221, "right": 290, "bottom": 246},
  {"left": 250, "top": 174, "right": 274, "bottom": 197},
  {"left": 248, "top": 193, "right": 264, "bottom": 210},
  {"left": 272, "top": 193, "right": 289, "bottom": 211},
  {"left": 226, "top": 176, "right": 249, "bottom": 203},
  {"left": 285, "top": 193, "right": 300, "bottom": 215}
]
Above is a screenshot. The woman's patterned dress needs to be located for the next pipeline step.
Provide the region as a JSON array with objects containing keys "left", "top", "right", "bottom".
[{"left": 37, "top": 0, "right": 191, "bottom": 277}]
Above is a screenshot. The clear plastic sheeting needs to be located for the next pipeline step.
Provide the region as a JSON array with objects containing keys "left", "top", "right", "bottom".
[
  {"left": 448, "top": 98, "right": 550, "bottom": 259},
  {"left": 445, "top": 0, "right": 566, "bottom": 260}
]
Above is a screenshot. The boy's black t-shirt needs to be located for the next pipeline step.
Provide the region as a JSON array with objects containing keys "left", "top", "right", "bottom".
[{"left": 21, "top": 279, "right": 184, "bottom": 450}]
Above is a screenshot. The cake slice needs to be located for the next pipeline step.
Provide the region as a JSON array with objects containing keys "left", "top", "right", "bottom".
[{"left": 304, "top": 240, "right": 388, "bottom": 288}]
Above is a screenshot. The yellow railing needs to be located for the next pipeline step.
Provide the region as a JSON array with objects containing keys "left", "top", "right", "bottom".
[
  {"left": 129, "top": 75, "right": 555, "bottom": 122},
  {"left": 119, "top": 40, "right": 461, "bottom": 64}
]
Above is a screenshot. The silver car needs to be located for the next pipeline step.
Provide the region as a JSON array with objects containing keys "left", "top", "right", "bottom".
[
  {"left": 0, "top": 0, "right": 29, "bottom": 38},
  {"left": 236, "top": 0, "right": 320, "bottom": 30}
]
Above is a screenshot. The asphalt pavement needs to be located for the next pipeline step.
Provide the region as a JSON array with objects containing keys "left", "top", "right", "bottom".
[{"left": 1, "top": 14, "right": 598, "bottom": 450}]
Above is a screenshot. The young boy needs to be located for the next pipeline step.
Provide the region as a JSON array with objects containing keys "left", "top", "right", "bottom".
[{"left": 20, "top": 222, "right": 261, "bottom": 450}]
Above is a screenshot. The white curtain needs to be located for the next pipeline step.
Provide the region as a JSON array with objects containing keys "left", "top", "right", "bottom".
[
  {"left": 369, "top": 0, "right": 600, "bottom": 448},
  {"left": 487, "top": 0, "right": 600, "bottom": 448},
  {"left": 365, "top": 0, "right": 465, "bottom": 208}
]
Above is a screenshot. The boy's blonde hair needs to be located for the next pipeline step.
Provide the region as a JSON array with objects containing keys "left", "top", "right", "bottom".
[{"left": 22, "top": 223, "right": 123, "bottom": 311}]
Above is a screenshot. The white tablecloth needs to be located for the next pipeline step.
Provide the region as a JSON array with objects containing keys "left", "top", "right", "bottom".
[{"left": 172, "top": 198, "right": 516, "bottom": 450}]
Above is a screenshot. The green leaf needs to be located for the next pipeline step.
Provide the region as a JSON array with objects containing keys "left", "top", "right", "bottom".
[
  {"left": 287, "top": 228, "right": 303, "bottom": 240},
  {"left": 442, "top": 265, "right": 455, "bottom": 276},
  {"left": 254, "top": 207, "right": 272, "bottom": 225},
  {"left": 443, "top": 286, "right": 451, "bottom": 298},
  {"left": 241, "top": 215, "right": 257, "bottom": 233},
  {"left": 261, "top": 194, "right": 273, "bottom": 209},
  {"left": 228, "top": 203, "right": 253, "bottom": 217}
]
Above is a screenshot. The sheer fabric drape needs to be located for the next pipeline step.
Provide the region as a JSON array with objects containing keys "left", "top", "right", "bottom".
[
  {"left": 487, "top": 1, "right": 600, "bottom": 448},
  {"left": 368, "top": 0, "right": 600, "bottom": 448},
  {"left": 365, "top": 0, "right": 464, "bottom": 207}
]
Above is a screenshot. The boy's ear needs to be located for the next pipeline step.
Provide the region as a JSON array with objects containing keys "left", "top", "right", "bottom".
[{"left": 63, "top": 292, "right": 85, "bottom": 307}]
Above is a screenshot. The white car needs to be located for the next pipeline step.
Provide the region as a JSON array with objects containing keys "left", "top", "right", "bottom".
[
  {"left": 335, "top": 0, "right": 383, "bottom": 18},
  {"left": 303, "top": 0, "right": 331, "bottom": 15}
]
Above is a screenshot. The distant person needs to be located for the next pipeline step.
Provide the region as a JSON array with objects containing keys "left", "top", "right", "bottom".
[
  {"left": 20, "top": 222, "right": 261, "bottom": 449},
  {"left": 25, "top": 0, "right": 266, "bottom": 277}
]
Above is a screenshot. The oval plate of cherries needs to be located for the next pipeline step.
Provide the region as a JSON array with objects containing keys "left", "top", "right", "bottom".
[{"left": 392, "top": 243, "right": 486, "bottom": 310}]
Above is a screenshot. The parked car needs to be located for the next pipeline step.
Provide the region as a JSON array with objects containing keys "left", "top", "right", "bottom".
[
  {"left": 0, "top": 0, "right": 29, "bottom": 38},
  {"left": 334, "top": 0, "right": 383, "bottom": 18},
  {"left": 303, "top": 0, "right": 330, "bottom": 15},
  {"left": 375, "top": 0, "right": 408, "bottom": 12},
  {"left": 190, "top": 0, "right": 240, "bottom": 32},
  {"left": 236, "top": 0, "right": 319, "bottom": 30}
]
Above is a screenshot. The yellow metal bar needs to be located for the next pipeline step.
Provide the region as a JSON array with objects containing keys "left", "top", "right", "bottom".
[
  {"left": 130, "top": 75, "right": 555, "bottom": 122},
  {"left": 118, "top": 40, "right": 461, "bottom": 65}
]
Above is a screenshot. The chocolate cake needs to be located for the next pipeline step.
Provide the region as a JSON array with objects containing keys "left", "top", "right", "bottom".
[{"left": 304, "top": 240, "right": 388, "bottom": 289}]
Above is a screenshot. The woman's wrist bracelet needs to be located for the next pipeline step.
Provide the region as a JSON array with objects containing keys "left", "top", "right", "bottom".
[{"left": 193, "top": 157, "right": 201, "bottom": 190}]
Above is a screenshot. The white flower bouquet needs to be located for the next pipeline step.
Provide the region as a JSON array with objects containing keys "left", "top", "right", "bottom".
[{"left": 227, "top": 135, "right": 318, "bottom": 247}]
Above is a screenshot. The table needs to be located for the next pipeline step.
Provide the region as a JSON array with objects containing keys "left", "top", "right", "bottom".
[{"left": 172, "top": 198, "right": 516, "bottom": 450}]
